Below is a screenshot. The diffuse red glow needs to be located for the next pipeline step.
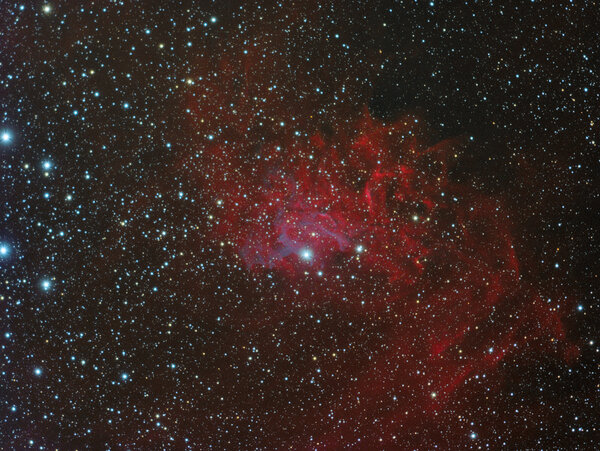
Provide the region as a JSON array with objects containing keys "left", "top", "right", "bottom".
[{"left": 179, "top": 50, "right": 577, "bottom": 446}]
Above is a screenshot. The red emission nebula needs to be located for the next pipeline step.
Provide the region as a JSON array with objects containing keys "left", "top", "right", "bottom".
[{"left": 177, "top": 46, "right": 578, "bottom": 447}]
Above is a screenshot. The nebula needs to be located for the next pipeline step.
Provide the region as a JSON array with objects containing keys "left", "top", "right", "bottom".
[
  {"left": 1, "top": 1, "right": 593, "bottom": 448},
  {"left": 178, "top": 94, "right": 577, "bottom": 445},
  {"left": 166, "top": 19, "right": 582, "bottom": 441}
]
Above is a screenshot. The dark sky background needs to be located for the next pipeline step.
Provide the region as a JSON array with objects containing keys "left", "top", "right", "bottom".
[{"left": 0, "top": 1, "right": 598, "bottom": 449}]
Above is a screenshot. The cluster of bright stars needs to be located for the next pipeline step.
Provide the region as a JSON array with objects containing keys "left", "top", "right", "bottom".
[{"left": 1, "top": 130, "right": 57, "bottom": 291}]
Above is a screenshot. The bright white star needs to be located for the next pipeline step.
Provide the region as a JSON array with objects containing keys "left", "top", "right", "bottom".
[{"left": 300, "top": 248, "right": 313, "bottom": 261}]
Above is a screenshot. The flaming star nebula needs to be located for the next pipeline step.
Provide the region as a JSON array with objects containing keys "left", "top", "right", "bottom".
[
  {"left": 179, "top": 64, "right": 579, "bottom": 445},
  {"left": 0, "top": 1, "right": 597, "bottom": 449}
]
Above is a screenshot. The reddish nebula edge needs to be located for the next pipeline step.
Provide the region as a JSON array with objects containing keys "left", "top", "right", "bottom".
[{"left": 180, "top": 76, "right": 578, "bottom": 444}]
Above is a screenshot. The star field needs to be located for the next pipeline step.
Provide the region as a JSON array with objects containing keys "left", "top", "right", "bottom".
[{"left": 0, "top": 1, "right": 598, "bottom": 449}]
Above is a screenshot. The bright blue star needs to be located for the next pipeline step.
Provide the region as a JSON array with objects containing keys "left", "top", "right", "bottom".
[{"left": 300, "top": 248, "right": 313, "bottom": 261}]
